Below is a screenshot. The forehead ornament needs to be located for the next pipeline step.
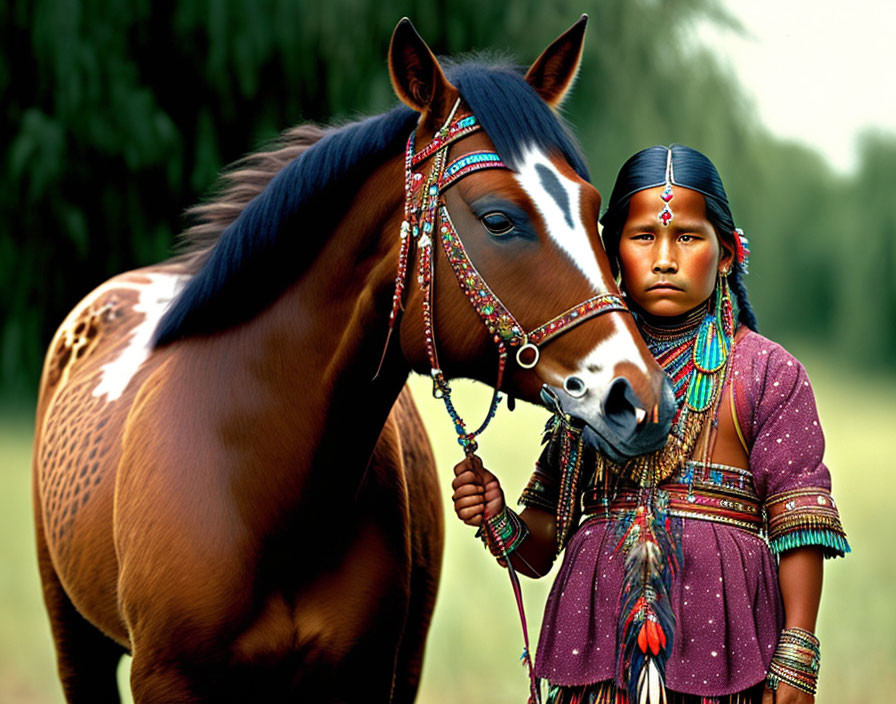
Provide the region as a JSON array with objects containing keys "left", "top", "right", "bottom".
[{"left": 657, "top": 149, "right": 674, "bottom": 227}]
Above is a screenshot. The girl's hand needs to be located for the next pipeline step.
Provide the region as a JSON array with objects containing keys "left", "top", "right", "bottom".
[
  {"left": 762, "top": 682, "right": 814, "bottom": 704},
  {"left": 451, "top": 455, "right": 504, "bottom": 527}
]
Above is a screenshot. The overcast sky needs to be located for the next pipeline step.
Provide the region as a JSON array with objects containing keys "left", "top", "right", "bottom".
[{"left": 696, "top": 0, "right": 896, "bottom": 174}]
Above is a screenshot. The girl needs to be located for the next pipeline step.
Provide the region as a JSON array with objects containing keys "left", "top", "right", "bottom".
[{"left": 452, "top": 145, "right": 849, "bottom": 704}]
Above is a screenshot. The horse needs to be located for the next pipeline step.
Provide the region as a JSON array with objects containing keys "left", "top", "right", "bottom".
[{"left": 32, "top": 17, "right": 675, "bottom": 702}]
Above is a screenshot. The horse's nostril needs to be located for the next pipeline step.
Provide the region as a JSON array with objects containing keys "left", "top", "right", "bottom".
[
  {"left": 564, "top": 376, "right": 587, "bottom": 398},
  {"left": 602, "top": 377, "right": 642, "bottom": 436}
]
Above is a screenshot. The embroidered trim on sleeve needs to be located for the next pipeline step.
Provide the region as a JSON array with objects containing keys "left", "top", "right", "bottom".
[{"left": 765, "top": 487, "right": 850, "bottom": 558}]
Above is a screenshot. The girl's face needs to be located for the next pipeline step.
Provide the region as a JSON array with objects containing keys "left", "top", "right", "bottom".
[{"left": 617, "top": 186, "right": 732, "bottom": 317}]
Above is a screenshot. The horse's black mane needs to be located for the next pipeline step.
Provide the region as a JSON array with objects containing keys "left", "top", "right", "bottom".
[{"left": 153, "top": 60, "right": 589, "bottom": 347}]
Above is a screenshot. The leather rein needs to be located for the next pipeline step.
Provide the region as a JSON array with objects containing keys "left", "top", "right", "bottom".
[{"left": 383, "top": 99, "right": 629, "bottom": 453}]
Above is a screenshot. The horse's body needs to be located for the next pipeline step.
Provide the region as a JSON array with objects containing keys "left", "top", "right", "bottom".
[
  {"left": 33, "top": 19, "right": 675, "bottom": 702},
  {"left": 34, "top": 256, "right": 442, "bottom": 701},
  {"left": 35, "top": 233, "right": 449, "bottom": 701}
]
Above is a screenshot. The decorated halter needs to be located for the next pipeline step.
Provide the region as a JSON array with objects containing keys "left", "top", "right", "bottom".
[{"left": 383, "top": 99, "right": 629, "bottom": 453}]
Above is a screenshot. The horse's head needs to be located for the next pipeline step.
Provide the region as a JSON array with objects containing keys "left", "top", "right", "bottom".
[{"left": 387, "top": 17, "right": 674, "bottom": 461}]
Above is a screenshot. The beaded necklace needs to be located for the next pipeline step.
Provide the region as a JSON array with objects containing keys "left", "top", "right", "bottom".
[
  {"left": 636, "top": 304, "right": 706, "bottom": 418},
  {"left": 590, "top": 276, "right": 734, "bottom": 488}
]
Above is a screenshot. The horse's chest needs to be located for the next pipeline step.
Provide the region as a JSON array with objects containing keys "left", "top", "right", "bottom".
[{"left": 233, "top": 523, "right": 410, "bottom": 667}]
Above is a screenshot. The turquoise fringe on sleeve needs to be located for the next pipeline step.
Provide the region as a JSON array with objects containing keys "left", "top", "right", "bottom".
[{"left": 769, "top": 528, "right": 851, "bottom": 559}]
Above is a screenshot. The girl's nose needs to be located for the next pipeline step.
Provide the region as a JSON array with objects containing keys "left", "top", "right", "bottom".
[{"left": 653, "top": 240, "right": 676, "bottom": 273}]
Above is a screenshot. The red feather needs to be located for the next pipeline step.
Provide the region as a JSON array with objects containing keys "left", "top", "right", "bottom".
[
  {"left": 637, "top": 624, "right": 648, "bottom": 653},
  {"left": 646, "top": 620, "right": 661, "bottom": 656}
]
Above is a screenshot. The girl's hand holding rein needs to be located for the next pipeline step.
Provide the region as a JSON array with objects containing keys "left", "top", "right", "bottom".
[
  {"left": 452, "top": 455, "right": 558, "bottom": 578},
  {"left": 451, "top": 455, "right": 504, "bottom": 527}
]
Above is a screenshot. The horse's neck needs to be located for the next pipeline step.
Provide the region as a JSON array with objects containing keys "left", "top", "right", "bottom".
[{"left": 202, "top": 155, "right": 410, "bottom": 510}]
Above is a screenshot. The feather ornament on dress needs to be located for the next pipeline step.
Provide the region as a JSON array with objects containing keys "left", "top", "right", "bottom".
[{"left": 615, "top": 492, "right": 680, "bottom": 704}]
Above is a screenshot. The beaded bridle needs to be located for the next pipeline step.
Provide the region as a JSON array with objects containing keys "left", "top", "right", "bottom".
[{"left": 384, "top": 99, "right": 629, "bottom": 453}]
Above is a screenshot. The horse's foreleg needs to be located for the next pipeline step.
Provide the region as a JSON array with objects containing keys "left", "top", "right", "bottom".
[
  {"left": 35, "top": 513, "right": 125, "bottom": 703},
  {"left": 390, "top": 481, "right": 443, "bottom": 703},
  {"left": 388, "top": 388, "right": 444, "bottom": 703},
  {"left": 390, "top": 553, "right": 441, "bottom": 703},
  {"left": 128, "top": 654, "right": 207, "bottom": 704}
]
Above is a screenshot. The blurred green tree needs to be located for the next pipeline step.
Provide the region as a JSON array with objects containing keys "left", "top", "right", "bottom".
[
  {"left": 1, "top": 0, "right": 892, "bottom": 397},
  {"left": 837, "top": 131, "right": 896, "bottom": 364}
]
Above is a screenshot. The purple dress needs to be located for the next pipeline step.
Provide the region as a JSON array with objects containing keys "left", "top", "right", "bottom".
[{"left": 522, "top": 331, "right": 849, "bottom": 697}]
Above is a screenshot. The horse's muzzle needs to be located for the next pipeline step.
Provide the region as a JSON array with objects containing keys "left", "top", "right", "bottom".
[{"left": 541, "top": 375, "right": 675, "bottom": 462}]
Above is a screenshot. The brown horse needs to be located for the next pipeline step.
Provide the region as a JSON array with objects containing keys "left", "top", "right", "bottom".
[{"left": 32, "top": 18, "right": 674, "bottom": 703}]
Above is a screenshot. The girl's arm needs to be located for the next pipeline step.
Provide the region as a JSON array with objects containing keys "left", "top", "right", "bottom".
[
  {"left": 761, "top": 547, "right": 824, "bottom": 704},
  {"left": 451, "top": 455, "right": 557, "bottom": 578},
  {"left": 512, "top": 507, "right": 557, "bottom": 577},
  {"left": 778, "top": 547, "right": 823, "bottom": 631}
]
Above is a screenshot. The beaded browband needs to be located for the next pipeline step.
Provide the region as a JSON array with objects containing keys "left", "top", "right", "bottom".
[{"left": 384, "top": 99, "right": 629, "bottom": 452}]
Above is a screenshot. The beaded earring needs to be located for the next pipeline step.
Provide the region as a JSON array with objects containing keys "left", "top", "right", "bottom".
[
  {"left": 718, "top": 268, "right": 735, "bottom": 338},
  {"left": 688, "top": 272, "right": 734, "bottom": 412}
]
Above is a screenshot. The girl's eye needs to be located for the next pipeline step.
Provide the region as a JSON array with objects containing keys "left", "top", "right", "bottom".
[{"left": 481, "top": 212, "right": 514, "bottom": 236}]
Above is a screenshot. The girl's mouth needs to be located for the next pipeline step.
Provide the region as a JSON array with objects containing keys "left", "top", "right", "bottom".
[{"left": 648, "top": 282, "right": 683, "bottom": 291}]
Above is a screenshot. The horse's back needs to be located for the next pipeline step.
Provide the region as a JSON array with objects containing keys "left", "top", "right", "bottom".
[{"left": 33, "top": 264, "right": 188, "bottom": 642}]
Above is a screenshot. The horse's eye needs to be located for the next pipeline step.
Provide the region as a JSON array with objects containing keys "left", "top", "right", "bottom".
[{"left": 481, "top": 212, "right": 514, "bottom": 236}]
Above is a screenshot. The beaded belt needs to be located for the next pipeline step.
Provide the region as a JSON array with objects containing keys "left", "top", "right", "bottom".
[{"left": 581, "top": 462, "right": 763, "bottom": 534}]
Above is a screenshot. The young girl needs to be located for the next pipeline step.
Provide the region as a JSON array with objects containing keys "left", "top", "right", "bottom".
[{"left": 452, "top": 145, "right": 849, "bottom": 704}]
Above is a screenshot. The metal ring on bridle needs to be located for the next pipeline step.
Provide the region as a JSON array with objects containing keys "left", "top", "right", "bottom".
[{"left": 516, "top": 343, "right": 540, "bottom": 369}]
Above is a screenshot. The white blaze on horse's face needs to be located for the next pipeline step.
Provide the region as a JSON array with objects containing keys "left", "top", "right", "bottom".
[
  {"left": 512, "top": 145, "right": 650, "bottom": 385},
  {"left": 579, "top": 314, "right": 651, "bottom": 381},
  {"left": 513, "top": 145, "right": 608, "bottom": 292}
]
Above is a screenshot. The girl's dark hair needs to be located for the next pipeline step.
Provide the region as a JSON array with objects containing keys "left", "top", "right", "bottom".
[{"left": 599, "top": 145, "right": 758, "bottom": 331}]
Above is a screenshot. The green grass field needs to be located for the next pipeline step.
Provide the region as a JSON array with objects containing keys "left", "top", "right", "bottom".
[{"left": 2, "top": 351, "right": 892, "bottom": 702}]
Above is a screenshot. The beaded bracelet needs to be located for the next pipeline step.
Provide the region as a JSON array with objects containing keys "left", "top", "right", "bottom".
[
  {"left": 766, "top": 627, "right": 821, "bottom": 695},
  {"left": 476, "top": 506, "right": 529, "bottom": 564}
]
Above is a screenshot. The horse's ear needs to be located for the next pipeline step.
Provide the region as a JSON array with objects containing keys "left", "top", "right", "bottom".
[
  {"left": 525, "top": 14, "right": 588, "bottom": 109},
  {"left": 388, "top": 18, "right": 452, "bottom": 114}
]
